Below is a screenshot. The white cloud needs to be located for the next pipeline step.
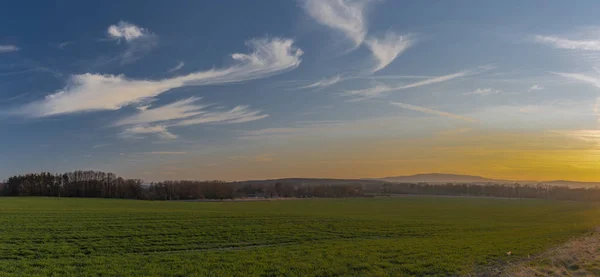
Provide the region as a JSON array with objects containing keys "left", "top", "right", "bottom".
[
  {"left": 463, "top": 88, "right": 499, "bottom": 96},
  {"left": 344, "top": 66, "right": 491, "bottom": 100},
  {"left": 114, "top": 97, "right": 208, "bottom": 126},
  {"left": 173, "top": 105, "right": 268, "bottom": 126},
  {"left": 242, "top": 127, "right": 314, "bottom": 138},
  {"left": 390, "top": 102, "right": 477, "bottom": 122},
  {"left": 239, "top": 116, "right": 471, "bottom": 141},
  {"left": 107, "top": 21, "right": 150, "bottom": 42},
  {"left": 17, "top": 38, "right": 302, "bottom": 117},
  {"left": 303, "top": 0, "right": 369, "bottom": 47},
  {"left": 365, "top": 32, "right": 415, "bottom": 72},
  {"left": 115, "top": 97, "right": 267, "bottom": 127},
  {"left": 91, "top": 143, "right": 111, "bottom": 149},
  {"left": 528, "top": 85, "right": 544, "bottom": 92},
  {"left": 344, "top": 84, "right": 390, "bottom": 101},
  {"left": 299, "top": 75, "right": 342, "bottom": 89},
  {"left": 141, "top": 151, "right": 187, "bottom": 155},
  {"left": 57, "top": 41, "right": 72, "bottom": 49},
  {"left": 303, "top": 1, "right": 414, "bottom": 73},
  {"left": 114, "top": 97, "right": 267, "bottom": 139},
  {"left": 551, "top": 72, "right": 600, "bottom": 88},
  {"left": 167, "top": 61, "right": 185, "bottom": 73},
  {"left": 535, "top": 35, "right": 600, "bottom": 51},
  {"left": 0, "top": 45, "right": 19, "bottom": 53},
  {"left": 120, "top": 125, "right": 177, "bottom": 140},
  {"left": 106, "top": 22, "right": 157, "bottom": 64}
]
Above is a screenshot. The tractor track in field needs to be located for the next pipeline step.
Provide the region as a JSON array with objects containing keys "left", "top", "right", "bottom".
[
  {"left": 133, "top": 234, "right": 423, "bottom": 255},
  {"left": 471, "top": 227, "right": 600, "bottom": 277}
]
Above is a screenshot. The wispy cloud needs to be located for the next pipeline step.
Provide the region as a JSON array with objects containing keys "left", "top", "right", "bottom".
[
  {"left": 16, "top": 38, "right": 302, "bottom": 117},
  {"left": 58, "top": 41, "right": 72, "bottom": 49},
  {"left": 50, "top": 41, "right": 73, "bottom": 50},
  {"left": 167, "top": 61, "right": 185, "bottom": 73},
  {"left": 174, "top": 105, "right": 268, "bottom": 126},
  {"left": 115, "top": 97, "right": 267, "bottom": 127},
  {"left": 535, "top": 35, "right": 600, "bottom": 51},
  {"left": 390, "top": 102, "right": 477, "bottom": 122},
  {"left": 344, "top": 84, "right": 390, "bottom": 101},
  {"left": 0, "top": 45, "right": 19, "bottom": 53},
  {"left": 106, "top": 21, "right": 158, "bottom": 64},
  {"left": 107, "top": 21, "right": 151, "bottom": 42},
  {"left": 114, "top": 97, "right": 267, "bottom": 139},
  {"left": 303, "top": 0, "right": 369, "bottom": 47},
  {"left": 119, "top": 125, "right": 177, "bottom": 140},
  {"left": 239, "top": 115, "right": 472, "bottom": 141},
  {"left": 551, "top": 71, "right": 600, "bottom": 88},
  {"left": 528, "top": 84, "right": 544, "bottom": 92},
  {"left": 360, "top": 75, "right": 432, "bottom": 80},
  {"left": 114, "top": 97, "right": 209, "bottom": 126},
  {"left": 344, "top": 66, "right": 492, "bottom": 100},
  {"left": 239, "top": 123, "right": 341, "bottom": 140},
  {"left": 298, "top": 75, "right": 342, "bottom": 89},
  {"left": 365, "top": 32, "right": 415, "bottom": 72},
  {"left": 91, "top": 143, "right": 111, "bottom": 149},
  {"left": 141, "top": 151, "right": 187, "bottom": 155},
  {"left": 463, "top": 88, "right": 499, "bottom": 96}
]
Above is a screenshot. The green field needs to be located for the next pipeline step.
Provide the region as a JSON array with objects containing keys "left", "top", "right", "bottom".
[{"left": 0, "top": 197, "right": 598, "bottom": 276}]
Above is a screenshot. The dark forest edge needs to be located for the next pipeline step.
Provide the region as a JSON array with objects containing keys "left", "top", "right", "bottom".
[{"left": 2, "top": 170, "right": 600, "bottom": 202}]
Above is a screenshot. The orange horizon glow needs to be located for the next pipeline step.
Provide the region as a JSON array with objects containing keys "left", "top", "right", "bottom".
[{"left": 123, "top": 130, "right": 600, "bottom": 183}]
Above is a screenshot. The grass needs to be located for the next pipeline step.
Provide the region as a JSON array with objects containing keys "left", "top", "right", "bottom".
[
  {"left": 0, "top": 197, "right": 598, "bottom": 276},
  {"left": 503, "top": 227, "right": 600, "bottom": 276}
]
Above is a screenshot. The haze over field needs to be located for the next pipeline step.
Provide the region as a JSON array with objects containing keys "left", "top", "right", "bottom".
[
  {"left": 236, "top": 173, "right": 600, "bottom": 188},
  {"left": 1, "top": 1, "right": 600, "bottom": 182}
]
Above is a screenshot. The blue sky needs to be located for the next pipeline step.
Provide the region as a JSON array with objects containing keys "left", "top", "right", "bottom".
[{"left": 1, "top": 0, "right": 600, "bottom": 181}]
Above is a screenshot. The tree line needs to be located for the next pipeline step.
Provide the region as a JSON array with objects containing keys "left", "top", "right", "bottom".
[
  {"left": 1, "top": 170, "right": 600, "bottom": 202},
  {"left": 0, "top": 171, "right": 363, "bottom": 200},
  {"left": 1, "top": 171, "right": 145, "bottom": 199}
]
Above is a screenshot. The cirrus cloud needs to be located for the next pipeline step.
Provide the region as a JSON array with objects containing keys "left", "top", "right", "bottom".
[
  {"left": 0, "top": 45, "right": 19, "bottom": 53},
  {"left": 115, "top": 97, "right": 267, "bottom": 127},
  {"left": 463, "top": 88, "right": 499, "bottom": 96},
  {"left": 535, "top": 35, "right": 600, "bottom": 51},
  {"left": 390, "top": 102, "right": 477, "bottom": 123},
  {"left": 303, "top": 0, "right": 370, "bottom": 47},
  {"left": 119, "top": 125, "right": 178, "bottom": 140},
  {"left": 366, "top": 32, "right": 415, "bottom": 73},
  {"left": 344, "top": 66, "right": 493, "bottom": 101},
  {"left": 16, "top": 38, "right": 303, "bottom": 117},
  {"left": 114, "top": 97, "right": 268, "bottom": 140}
]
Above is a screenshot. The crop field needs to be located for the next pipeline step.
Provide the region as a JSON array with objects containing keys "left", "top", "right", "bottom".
[{"left": 0, "top": 197, "right": 598, "bottom": 276}]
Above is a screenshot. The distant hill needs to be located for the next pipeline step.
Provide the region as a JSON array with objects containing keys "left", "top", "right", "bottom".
[
  {"left": 377, "top": 173, "right": 600, "bottom": 188},
  {"left": 376, "top": 173, "right": 509, "bottom": 184},
  {"left": 233, "top": 174, "right": 600, "bottom": 188}
]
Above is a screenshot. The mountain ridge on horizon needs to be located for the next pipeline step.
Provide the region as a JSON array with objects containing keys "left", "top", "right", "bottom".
[{"left": 236, "top": 173, "right": 600, "bottom": 188}]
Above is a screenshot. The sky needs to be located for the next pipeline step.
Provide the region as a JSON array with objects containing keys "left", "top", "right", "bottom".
[{"left": 1, "top": 0, "right": 600, "bottom": 182}]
